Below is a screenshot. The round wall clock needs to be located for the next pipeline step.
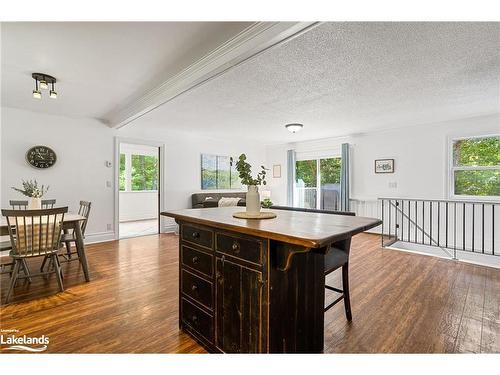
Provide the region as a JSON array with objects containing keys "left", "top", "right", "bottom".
[{"left": 26, "top": 145, "right": 57, "bottom": 169}]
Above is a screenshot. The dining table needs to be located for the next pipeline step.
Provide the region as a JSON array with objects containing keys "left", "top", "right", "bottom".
[{"left": 0, "top": 213, "right": 91, "bottom": 282}]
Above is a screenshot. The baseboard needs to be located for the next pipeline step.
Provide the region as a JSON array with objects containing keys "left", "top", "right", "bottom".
[
  {"left": 84, "top": 231, "right": 116, "bottom": 244},
  {"left": 162, "top": 224, "right": 178, "bottom": 234},
  {"left": 386, "top": 241, "right": 500, "bottom": 269}
]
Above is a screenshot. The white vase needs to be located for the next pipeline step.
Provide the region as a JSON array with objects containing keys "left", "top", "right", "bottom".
[
  {"left": 246, "top": 185, "right": 261, "bottom": 216},
  {"left": 28, "top": 197, "right": 42, "bottom": 209}
]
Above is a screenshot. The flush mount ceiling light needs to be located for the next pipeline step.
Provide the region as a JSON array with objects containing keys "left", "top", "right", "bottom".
[
  {"left": 32, "top": 73, "right": 58, "bottom": 100},
  {"left": 285, "top": 123, "right": 304, "bottom": 133}
]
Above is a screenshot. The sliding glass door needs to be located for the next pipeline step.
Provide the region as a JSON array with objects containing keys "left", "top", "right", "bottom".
[{"left": 295, "top": 157, "right": 341, "bottom": 210}]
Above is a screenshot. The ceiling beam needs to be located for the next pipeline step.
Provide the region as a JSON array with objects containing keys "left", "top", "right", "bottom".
[{"left": 103, "top": 22, "right": 319, "bottom": 129}]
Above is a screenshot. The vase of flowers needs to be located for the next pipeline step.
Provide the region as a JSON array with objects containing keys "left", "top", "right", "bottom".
[
  {"left": 234, "top": 154, "right": 268, "bottom": 216},
  {"left": 12, "top": 180, "right": 49, "bottom": 209}
]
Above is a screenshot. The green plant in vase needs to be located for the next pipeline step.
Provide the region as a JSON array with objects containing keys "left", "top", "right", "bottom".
[
  {"left": 234, "top": 154, "right": 269, "bottom": 215},
  {"left": 261, "top": 198, "right": 273, "bottom": 208},
  {"left": 11, "top": 179, "right": 49, "bottom": 209}
]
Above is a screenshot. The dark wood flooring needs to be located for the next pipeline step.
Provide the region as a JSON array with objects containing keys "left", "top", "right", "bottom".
[{"left": 1, "top": 233, "right": 498, "bottom": 353}]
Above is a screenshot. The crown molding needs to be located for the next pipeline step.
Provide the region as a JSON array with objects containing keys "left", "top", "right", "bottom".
[{"left": 104, "top": 21, "right": 319, "bottom": 129}]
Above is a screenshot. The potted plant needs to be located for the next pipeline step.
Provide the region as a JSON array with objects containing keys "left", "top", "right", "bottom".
[
  {"left": 234, "top": 154, "right": 268, "bottom": 216},
  {"left": 12, "top": 180, "right": 49, "bottom": 209}
]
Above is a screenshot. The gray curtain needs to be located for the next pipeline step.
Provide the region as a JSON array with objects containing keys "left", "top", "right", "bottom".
[
  {"left": 340, "top": 143, "right": 350, "bottom": 211},
  {"left": 286, "top": 149, "right": 296, "bottom": 206}
]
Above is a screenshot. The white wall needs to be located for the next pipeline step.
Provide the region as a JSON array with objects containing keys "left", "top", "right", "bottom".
[
  {"left": 119, "top": 192, "right": 157, "bottom": 222},
  {"left": 265, "top": 114, "right": 500, "bottom": 205},
  {"left": 1, "top": 107, "right": 266, "bottom": 242}
]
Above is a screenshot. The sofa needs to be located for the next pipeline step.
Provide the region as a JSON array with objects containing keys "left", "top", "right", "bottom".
[{"left": 191, "top": 192, "right": 246, "bottom": 208}]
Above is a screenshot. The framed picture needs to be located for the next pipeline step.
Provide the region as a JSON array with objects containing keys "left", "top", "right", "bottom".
[
  {"left": 375, "top": 159, "right": 395, "bottom": 173},
  {"left": 201, "top": 154, "right": 241, "bottom": 190},
  {"left": 273, "top": 164, "right": 281, "bottom": 178}
]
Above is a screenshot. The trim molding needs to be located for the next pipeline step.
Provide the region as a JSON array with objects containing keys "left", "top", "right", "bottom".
[
  {"left": 84, "top": 231, "right": 116, "bottom": 244},
  {"left": 104, "top": 22, "right": 319, "bottom": 129},
  {"left": 163, "top": 224, "right": 178, "bottom": 234}
]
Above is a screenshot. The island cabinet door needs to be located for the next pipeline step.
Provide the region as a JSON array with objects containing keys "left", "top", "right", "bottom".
[{"left": 215, "top": 256, "right": 265, "bottom": 353}]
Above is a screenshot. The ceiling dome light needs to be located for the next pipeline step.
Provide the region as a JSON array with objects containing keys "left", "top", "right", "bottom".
[
  {"left": 285, "top": 123, "right": 304, "bottom": 133},
  {"left": 31, "top": 73, "right": 58, "bottom": 100}
]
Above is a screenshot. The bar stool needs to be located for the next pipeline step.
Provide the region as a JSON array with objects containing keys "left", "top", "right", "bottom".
[{"left": 270, "top": 205, "right": 355, "bottom": 321}]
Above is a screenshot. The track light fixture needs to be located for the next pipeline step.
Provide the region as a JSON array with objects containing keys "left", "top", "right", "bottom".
[
  {"left": 32, "top": 79, "right": 41, "bottom": 99},
  {"left": 32, "top": 73, "right": 58, "bottom": 100}
]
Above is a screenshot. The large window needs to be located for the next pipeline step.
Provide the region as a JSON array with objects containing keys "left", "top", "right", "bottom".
[
  {"left": 295, "top": 157, "right": 341, "bottom": 209},
  {"left": 120, "top": 153, "right": 159, "bottom": 191},
  {"left": 451, "top": 135, "right": 500, "bottom": 198}
]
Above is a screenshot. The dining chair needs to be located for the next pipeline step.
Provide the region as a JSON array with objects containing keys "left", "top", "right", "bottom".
[
  {"left": 270, "top": 205, "right": 355, "bottom": 321},
  {"left": 2, "top": 200, "right": 32, "bottom": 273},
  {"left": 9, "top": 200, "right": 28, "bottom": 209},
  {"left": 1, "top": 207, "right": 68, "bottom": 303},
  {"left": 42, "top": 199, "right": 57, "bottom": 209},
  {"left": 62, "top": 201, "right": 91, "bottom": 260}
]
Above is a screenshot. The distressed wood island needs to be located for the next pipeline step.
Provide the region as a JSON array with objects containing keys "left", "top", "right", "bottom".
[{"left": 161, "top": 207, "right": 381, "bottom": 353}]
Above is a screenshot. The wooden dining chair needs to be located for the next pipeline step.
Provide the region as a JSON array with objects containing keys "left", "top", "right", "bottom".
[
  {"left": 270, "top": 205, "right": 355, "bottom": 321},
  {"left": 3, "top": 200, "right": 30, "bottom": 270},
  {"left": 42, "top": 199, "right": 56, "bottom": 209},
  {"left": 9, "top": 200, "right": 28, "bottom": 209},
  {"left": 2, "top": 201, "right": 32, "bottom": 273},
  {"left": 1, "top": 207, "right": 68, "bottom": 303},
  {"left": 61, "top": 201, "right": 91, "bottom": 261}
]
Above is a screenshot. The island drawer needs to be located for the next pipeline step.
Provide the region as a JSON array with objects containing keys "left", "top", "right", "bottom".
[
  {"left": 181, "top": 298, "right": 213, "bottom": 342},
  {"left": 181, "top": 269, "right": 213, "bottom": 310},
  {"left": 181, "top": 245, "right": 213, "bottom": 278},
  {"left": 216, "top": 232, "right": 262, "bottom": 265},
  {"left": 181, "top": 224, "right": 213, "bottom": 249}
]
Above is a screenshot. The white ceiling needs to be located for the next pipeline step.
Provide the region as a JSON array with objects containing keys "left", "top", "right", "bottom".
[
  {"left": 2, "top": 22, "right": 499, "bottom": 144},
  {"left": 134, "top": 22, "right": 500, "bottom": 143},
  {"left": 0, "top": 22, "right": 252, "bottom": 119}
]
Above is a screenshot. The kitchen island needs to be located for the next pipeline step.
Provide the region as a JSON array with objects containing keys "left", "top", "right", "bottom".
[{"left": 161, "top": 206, "right": 381, "bottom": 353}]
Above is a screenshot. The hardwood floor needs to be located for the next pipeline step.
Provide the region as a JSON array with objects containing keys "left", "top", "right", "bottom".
[{"left": 1, "top": 233, "right": 498, "bottom": 353}]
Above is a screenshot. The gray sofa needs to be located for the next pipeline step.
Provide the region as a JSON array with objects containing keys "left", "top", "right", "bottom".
[{"left": 192, "top": 192, "right": 246, "bottom": 208}]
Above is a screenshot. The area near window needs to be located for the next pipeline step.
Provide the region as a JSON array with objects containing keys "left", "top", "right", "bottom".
[
  {"left": 295, "top": 157, "right": 342, "bottom": 210},
  {"left": 120, "top": 153, "right": 159, "bottom": 191},
  {"left": 450, "top": 135, "right": 500, "bottom": 199}
]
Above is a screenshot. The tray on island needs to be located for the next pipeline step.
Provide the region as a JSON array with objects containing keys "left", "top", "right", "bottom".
[{"left": 232, "top": 211, "right": 277, "bottom": 220}]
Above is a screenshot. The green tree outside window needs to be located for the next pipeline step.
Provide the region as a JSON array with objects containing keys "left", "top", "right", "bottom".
[{"left": 452, "top": 136, "right": 500, "bottom": 197}]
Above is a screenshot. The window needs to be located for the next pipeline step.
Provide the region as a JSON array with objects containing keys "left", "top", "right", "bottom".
[
  {"left": 120, "top": 152, "right": 159, "bottom": 192},
  {"left": 450, "top": 135, "right": 500, "bottom": 198},
  {"left": 295, "top": 157, "right": 341, "bottom": 209}
]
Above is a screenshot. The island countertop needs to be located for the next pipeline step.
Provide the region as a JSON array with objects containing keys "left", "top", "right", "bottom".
[{"left": 161, "top": 206, "right": 381, "bottom": 248}]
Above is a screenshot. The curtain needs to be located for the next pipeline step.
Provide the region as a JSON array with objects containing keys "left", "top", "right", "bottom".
[
  {"left": 340, "top": 143, "right": 350, "bottom": 211},
  {"left": 286, "top": 149, "right": 296, "bottom": 206}
]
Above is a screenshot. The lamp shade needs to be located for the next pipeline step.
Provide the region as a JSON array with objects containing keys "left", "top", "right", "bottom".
[{"left": 285, "top": 123, "right": 304, "bottom": 133}]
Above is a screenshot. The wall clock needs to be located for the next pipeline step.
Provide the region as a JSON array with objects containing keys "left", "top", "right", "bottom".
[{"left": 26, "top": 145, "right": 57, "bottom": 169}]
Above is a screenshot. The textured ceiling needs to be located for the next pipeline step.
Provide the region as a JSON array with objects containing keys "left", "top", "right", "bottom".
[
  {"left": 0, "top": 22, "right": 252, "bottom": 119},
  {"left": 135, "top": 22, "right": 500, "bottom": 143}
]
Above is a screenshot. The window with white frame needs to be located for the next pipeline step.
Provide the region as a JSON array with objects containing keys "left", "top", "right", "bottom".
[
  {"left": 295, "top": 156, "right": 342, "bottom": 210},
  {"left": 450, "top": 135, "right": 500, "bottom": 199},
  {"left": 119, "top": 152, "right": 158, "bottom": 192}
]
